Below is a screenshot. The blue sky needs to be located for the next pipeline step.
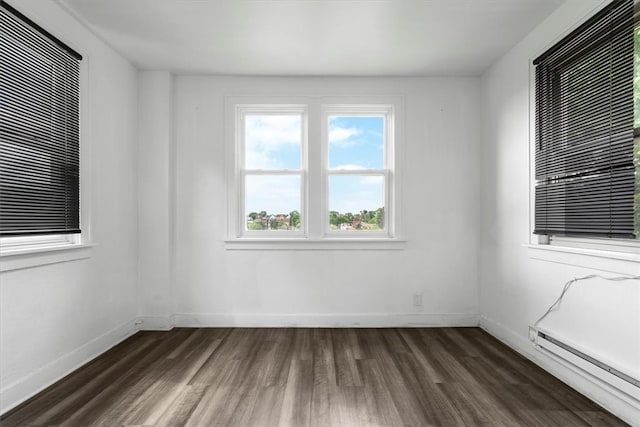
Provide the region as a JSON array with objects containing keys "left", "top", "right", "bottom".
[
  {"left": 328, "top": 116, "right": 384, "bottom": 170},
  {"left": 245, "top": 114, "right": 385, "bottom": 215}
]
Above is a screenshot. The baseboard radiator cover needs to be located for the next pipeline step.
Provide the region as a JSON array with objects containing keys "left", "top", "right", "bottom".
[{"left": 535, "top": 329, "right": 640, "bottom": 402}]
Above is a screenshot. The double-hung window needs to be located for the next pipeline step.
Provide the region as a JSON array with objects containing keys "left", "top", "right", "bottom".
[
  {"left": 0, "top": 2, "right": 82, "bottom": 251},
  {"left": 533, "top": 0, "right": 639, "bottom": 242},
  {"left": 227, "top": 96, "right": 403, "bottom": 248}
]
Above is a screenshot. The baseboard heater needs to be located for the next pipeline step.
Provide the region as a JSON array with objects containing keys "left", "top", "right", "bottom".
[{"left": 535, "top": 329, "right": 640, "bottom": 401}]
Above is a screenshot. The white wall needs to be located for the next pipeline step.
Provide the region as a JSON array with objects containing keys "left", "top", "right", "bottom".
[
  {"left": 137, "top": 71, "right": 173, "bottom": 329},
  {"left": 160, "top": 76, "right": 482, "bottom": 327},
  {"left": 479, "top": 0, "right": 640, "bottom": 423},
  {"left": 0, "top": 0, "right": 139, "bottom": 414}
]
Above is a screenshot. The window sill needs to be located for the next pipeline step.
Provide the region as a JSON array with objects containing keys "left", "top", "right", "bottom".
[
  {"left": 0, "top": 243, "right": 95, "bottom": 272},
  {"left": 524, "top": 243, "right": 639, "bottom": 276},
  {"left": 225, "top": 238, "right": 407, "bottom": 251}
]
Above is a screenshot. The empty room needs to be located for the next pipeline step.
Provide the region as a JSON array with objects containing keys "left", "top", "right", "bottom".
[{"left": 0, "top": 0, "right": 639, "bottom": 425}]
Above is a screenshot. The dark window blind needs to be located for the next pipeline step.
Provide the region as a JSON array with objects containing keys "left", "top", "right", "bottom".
[
  {"left": 533, "top": 0, "right": 636, "bottom": 238},
  {"left": 0, "top": 1, "right": 82, "bottom": 236}
]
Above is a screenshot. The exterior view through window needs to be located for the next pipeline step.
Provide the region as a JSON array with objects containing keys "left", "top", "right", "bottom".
[
  {"left": 328, "top": 116, "right": 386, "bottom": 231},
  {"left": 244, "top": 114, "right": 303, "bottom": 232}
]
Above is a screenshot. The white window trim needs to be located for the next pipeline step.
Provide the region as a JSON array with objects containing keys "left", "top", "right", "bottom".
[
  {"left": 225, "top": 95, "right": 406, "bottom": 250},
  {"left": 0, "top": 57, "right": 93, "bottom": 269},
  {"left": 0, "top": 237, "right": 94, "bottom": 272},
  {"left": 526, "top": 54, "right": 639, "bottom": 270}
]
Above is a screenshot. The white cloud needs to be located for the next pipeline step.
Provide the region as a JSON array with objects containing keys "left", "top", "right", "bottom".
[
  {"left": 328, "top": 126, "right": 361, "bottom": 147},
  {"left": 245, "top": 115, "right": 301, "bottom": 169}
]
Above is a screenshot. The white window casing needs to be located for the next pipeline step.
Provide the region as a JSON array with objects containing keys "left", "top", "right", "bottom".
[{"left": 225, "top": 95, "right": 406, "bottom": 250}]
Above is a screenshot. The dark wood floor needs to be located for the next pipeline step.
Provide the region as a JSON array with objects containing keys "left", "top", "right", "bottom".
[{"left": 0, "top": 328, "right": 627, "bottom": 427}]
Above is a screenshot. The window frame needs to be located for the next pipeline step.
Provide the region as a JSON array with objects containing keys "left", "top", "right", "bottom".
[
  {"left": 526, "top": 2, "right": 640, "bottom": 263},
  {"left": 532, "top": 0, "right": 636, "bottom": 241},
  {"left": 225, "top": 95, "right": 406, "bottom": 250},
  {"left": 0, "top": 2, "right": 92, "bottom": 264}
]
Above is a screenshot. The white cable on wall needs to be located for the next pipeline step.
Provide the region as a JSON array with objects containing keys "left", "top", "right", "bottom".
[{"left": 534, "top": 274, "right": 640, "bottom": 329}]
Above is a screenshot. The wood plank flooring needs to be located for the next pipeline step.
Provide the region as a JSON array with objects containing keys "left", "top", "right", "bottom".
[{"left": 0, "top": 328, "right": 627, "bottom": 426}]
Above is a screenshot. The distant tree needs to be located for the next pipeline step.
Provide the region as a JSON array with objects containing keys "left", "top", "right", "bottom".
[
  {"left": 329, "top": 210, "right": 340, "bottom": 226},
  {"left": 259, "top": 211, "right": 267, "bottom": 218},
  {"left": 290, "top": 210, "right": 301, "bottom": 229},
  {"left": 374, "top": 207, "right": 384, "bottom": 229},
  {"left": 269, "top": 216, "right": 277, "bottom": 230},
  {"left": 248, "top": 212, "right": 258, "bottom": 221}
]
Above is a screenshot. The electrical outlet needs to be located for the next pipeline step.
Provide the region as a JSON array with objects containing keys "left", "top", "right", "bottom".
[{"left": 528, "top": 326, "right": 537, "bottom": 343}]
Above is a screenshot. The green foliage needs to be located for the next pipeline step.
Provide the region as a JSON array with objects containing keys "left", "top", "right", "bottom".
[
  {"left": 289, "top": 210, "right": 301, "bottom": 229},
  {"left": 248, "top": 207, "right": 385, "bottom": 231},
  {"left": 374, "top": 207, "right": 384, "bottom": 229},
  {"left": 269, "top": 217, "right": 278, "bottom": 230},
  {"left": 329, "top": 211, "right": 339, "bottom": 226},
  {"left": 327, "top": 208, "right": 384, "bottom": 230},
  {"left": 247, "top": 221, "right": 264, "bottom": 230}
]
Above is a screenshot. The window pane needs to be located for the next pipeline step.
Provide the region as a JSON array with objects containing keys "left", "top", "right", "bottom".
[
  {"left": 245, "top": 175, "right": 301, "bottom": 231},
  {"left": 245, "top": 114, "right": 301, "bottom": 170},
  {"left": 328, "top": 175, "right": 384, "bottom": 231},
  {"left": 328, "top": 116, "right": 384, "bottom": 170}
]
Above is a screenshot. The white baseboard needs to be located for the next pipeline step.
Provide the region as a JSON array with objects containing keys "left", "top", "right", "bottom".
[
  {"left": 172, "top": 312, "right": 480, "bottom": 328},
  {"left": 0, "top": 318, "right": 139, "bottom": 416},
  {"left": 479, "top": 315, "right": 640, "bottom": 427}
]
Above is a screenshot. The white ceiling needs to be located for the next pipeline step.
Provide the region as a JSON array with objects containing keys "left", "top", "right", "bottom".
[{"left": 60, "top": 0, "right": 566, "bottom": 76}]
